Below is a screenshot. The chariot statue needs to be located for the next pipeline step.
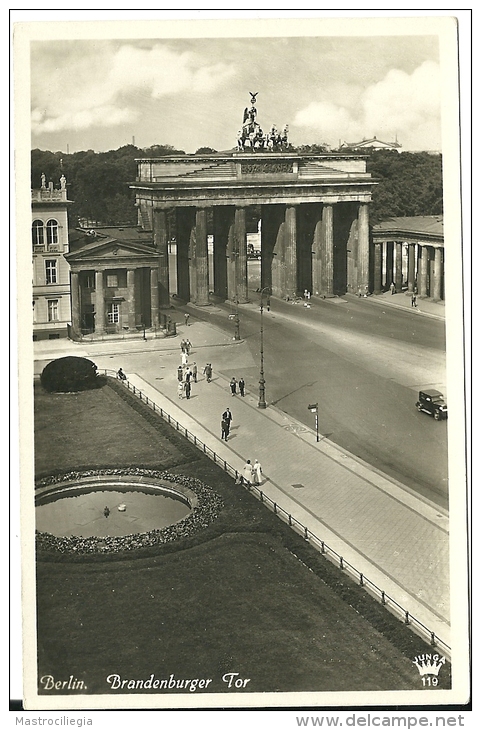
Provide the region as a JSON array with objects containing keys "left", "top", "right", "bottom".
[{"left": 236, "top": 92, "right": 289, "bottom": 153}]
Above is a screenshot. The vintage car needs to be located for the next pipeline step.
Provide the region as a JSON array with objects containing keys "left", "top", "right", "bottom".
[{"left": 415, "top": 389, "right": 448, "bottom": 420}]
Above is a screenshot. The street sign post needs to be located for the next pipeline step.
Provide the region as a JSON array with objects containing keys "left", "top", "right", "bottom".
[{"left": 308, "top": 403, "right": 319, "bottom": 442}]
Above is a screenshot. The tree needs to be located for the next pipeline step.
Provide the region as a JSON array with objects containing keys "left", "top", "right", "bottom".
[{"left": 195, "top": 147, "right": 218, "bottom": 154}]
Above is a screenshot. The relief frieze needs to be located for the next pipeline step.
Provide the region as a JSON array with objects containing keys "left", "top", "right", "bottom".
[{"left": 240, "top": 162, "right": 293, "bottom": 174}]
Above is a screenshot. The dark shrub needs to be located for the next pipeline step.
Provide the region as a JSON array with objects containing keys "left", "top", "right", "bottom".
[{"left": 40, "top": 356, "right": 101, "bottom": 393}]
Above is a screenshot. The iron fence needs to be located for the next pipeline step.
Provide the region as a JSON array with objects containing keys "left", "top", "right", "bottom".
[{"left": 103, "top": 370, "right": 451, "bottom": 658}]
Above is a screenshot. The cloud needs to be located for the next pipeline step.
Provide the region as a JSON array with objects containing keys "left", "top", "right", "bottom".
[
  {"left": 293, "top": 61, "right": 441, "bottom": 150},
  {"left": 31, "top": 42, "right": 235, "bottom": 135}
]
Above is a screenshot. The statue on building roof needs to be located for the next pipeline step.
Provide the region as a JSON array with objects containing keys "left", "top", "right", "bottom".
[{"left": 237, "top": 92, "right": 290, "bottom": 153}]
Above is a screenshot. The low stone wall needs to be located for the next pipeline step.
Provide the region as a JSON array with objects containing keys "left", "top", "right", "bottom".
[{"left": 35, "top": 468, "right": 224, "bottom": 556}]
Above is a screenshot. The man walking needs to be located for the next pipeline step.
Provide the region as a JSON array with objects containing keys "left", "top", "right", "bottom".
[
  {"left": 192, "top": 362, "right": 198, "bottom": 383},
  {"left": 184, "top": 312, "right": 190, "bottom": 327},
  {"left": 177, "top": 365, "right": 184, "bottom": 382},
  {"left": 221, "top": 416, "right": 230, "bottom": 441},
  {"left": 185, "top": 380, "right": 192, "bottom": 400},
  {"left": 238, "top": 378, "right": 245, "bottom": 397},
  {"left": 203, "top": 363, "right": 213, "bottom": 383},
  {"left": 230, "top": 377, "right": 237, "bottom": 396},
  {"left": 222, "top": 407, "right": 232, "bottom": 430}
]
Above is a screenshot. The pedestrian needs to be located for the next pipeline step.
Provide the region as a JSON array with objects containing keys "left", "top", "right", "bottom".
[
  {"left": 390, "top": 281, "right": 396, "bottom": 295},
  {"left": 252, "top": 459, "right": 263, "bottom": 485},
  {"left": 181, "top": 352, "right": 188, "bottom": 367},
  {"left": 306, "top": 291, "right": 311, "bottom": 301},
  {"left": 230, "top": 377, "right": 237, "bottom": 396},
  {"left": 177, "top": 381, "right": 184, "bottom": 399},
  {"left": 184, "top": 380, "right": 191, "bottom": 400},
  {"left": 266, "top": 297, "right": 271, "bottom": 312},
  {"left": 184, "top": 367, "right": 192, "bottom": 382},
  {"left": 222, "top": 407, "right": 232, "bottom": 428},
  {"left": 242, "top": 460, "right": 253, "bottom": 485},
  {"left": 411, "top": 292, "right": 417, "bottom": 308},
  {"left": 177, "top": 365, "right": 183, "bottom": 382},
  {"left": 221, "top": 417, "right": 230, "bottom": 441},
  {"left": 184, "top": 312, "right": 190, "bottom": 326},
  {"left": 117, "top": 368, "right": 127, "bottom": 381},
  {"left": 238, "top": 378, "right": 245, "bottom": 397},
  {"left": 192, "top": 362, "right": 198, "bottom": 383},
  {"left": 180, "top": 339, "right": 187, "bottom": 354},
  {"left": 204, "top": 363, "right": 213, "bottom": 382},
  {"left": 186, "top": 339, "right": 192, "bottom": 355}
]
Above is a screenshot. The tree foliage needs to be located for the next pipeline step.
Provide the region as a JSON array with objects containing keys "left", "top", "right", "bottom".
[
  {"left": 40, "top": 356, "right": 102, "bottom": 393},
  {"left": 366, "top": 150, "right": 443, "bottom": 224}
]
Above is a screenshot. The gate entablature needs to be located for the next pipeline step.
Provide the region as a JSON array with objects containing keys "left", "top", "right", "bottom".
[{"left": 129, "top": 93, "right": 376, "bottom": 304}]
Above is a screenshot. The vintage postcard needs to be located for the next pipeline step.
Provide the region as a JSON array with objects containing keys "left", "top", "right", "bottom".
[{"left": 12, "top": 10, "right": 471, "bottom": 715}]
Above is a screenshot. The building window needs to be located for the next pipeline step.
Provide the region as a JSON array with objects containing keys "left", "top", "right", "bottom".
[
  {"left": 107, "top": 302, "right": 120, "bottom": 324},
  {"left": 32, "top": 220, "right": 44, "bottom": 248},
  {"left": 47, "top": 299, "right": 59, "bottom": 322},
  {"left": 106, "top": 273, "right": 118, "bottom": 288},
  {"left": 45, "top": 259, "right": 57, "bottom": 284},
  {"left": 46, "top": 219, "right": 59, "bottom": 247}
]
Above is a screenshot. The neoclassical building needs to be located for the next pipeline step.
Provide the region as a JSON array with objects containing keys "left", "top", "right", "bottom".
[
  {"left": 60, "top": 97, "right": 444, "bottom": 340},
  {"left": 371, "top": 216, "right": 444, "bottom": 300},
  {"left": 32, "top": 175, "right": 72, "bottom": 340},
  {"left": 65, "top": 226, "right": 164, "bottom": 337}
]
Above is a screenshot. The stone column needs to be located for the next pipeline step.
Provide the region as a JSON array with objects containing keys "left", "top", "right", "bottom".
[
  {"left": 432, "top": 247, "right": 443, "bottom": 301},
  {"left": 311, "top": 212, "right": 323, "bottom": 297},
  {"left": 153, "top": 208, "right": 170, "bottom": 307},
  {"left": 150, "top": 267, "right": 159, "bottom": 327},
  {"left": 176, "top": 208, "right": 195, "bottom": 303},
  {"left": 233, "top": 207, "right": 248, "bottom": 303},
  {"left": 357, "top": 203, "right": 370, "bottom": 293},
  {"left": 320, "top": 203, "right": 334, "bottom": 297},
  {"left": 394, "top": 241, "right": 403, "bottom": 292},
  {"left": 373, "top": 242, "right": 383, "bottom": 294},
  {"left": 407, "top": 244, "right": 416, "bottom": 293},
  {"left": 385, "top": 242, "right": 394, "bottom": 290},
  {"left": 94, "top": 270, "right": 105, "bottom": 333},
  {"left": 419, "top": 245, "right": 429, "bottom": 297},
  {"left": 127, "top": 268, "right": 136, "bottom": 329},
  {"left": 192, "top": 208, "right": 209, "bottom": 305},
  {"left": 284, "top": 205, "right": 298, "bottom": 299},
  {"left": 70, "top": 271, "right": 81, "bottom": 336}
]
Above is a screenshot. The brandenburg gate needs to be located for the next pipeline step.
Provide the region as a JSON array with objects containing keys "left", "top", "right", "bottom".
[{"left": 130, "top": 96, "right": 377, "bottom": 306}]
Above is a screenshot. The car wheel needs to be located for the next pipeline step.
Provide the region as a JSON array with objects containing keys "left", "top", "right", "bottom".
[{"left": 434, "top": 411, "right": 440, "bottom": 421}]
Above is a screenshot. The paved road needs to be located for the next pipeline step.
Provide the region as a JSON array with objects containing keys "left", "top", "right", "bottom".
[{"left": 189, "top": 293, "right": 448, "bottom": 508}]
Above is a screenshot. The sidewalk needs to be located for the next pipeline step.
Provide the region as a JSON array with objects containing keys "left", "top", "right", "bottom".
[
  {"left": 32, "top": 303, "right": 451, "bottom": 650},
  {"left": 120, "top": 364, "right": 450, "bottom": 650},
  {"left": 351, "top": 290, "right": 446, "bottom": 320}
]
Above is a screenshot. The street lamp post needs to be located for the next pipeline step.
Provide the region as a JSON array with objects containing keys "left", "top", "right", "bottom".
[
  {"left": 308, "top": 403, "right": 319, "bottom": 442},
  {"left": 258, "top": 286, "right": 270, "bottom": 409}
]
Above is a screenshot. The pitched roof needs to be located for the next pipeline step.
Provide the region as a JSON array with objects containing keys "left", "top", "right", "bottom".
[{"left": 373, "top": 215, "right": 443, "bottom": 236}]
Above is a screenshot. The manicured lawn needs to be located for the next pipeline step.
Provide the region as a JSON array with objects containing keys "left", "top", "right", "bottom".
[{"left": 34, "top": 378, "right": 450, "bottom": 696}]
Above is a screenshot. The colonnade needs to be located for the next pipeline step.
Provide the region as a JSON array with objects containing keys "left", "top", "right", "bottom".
[
  {"left": 151, "top": 200, "right": 371, "bottom": 304},
  {"left": 69, "top": 265, "right": 161, "bottom": 336},
  {"left": 372, "top": 241, "right": 444, "bottom": 300}
]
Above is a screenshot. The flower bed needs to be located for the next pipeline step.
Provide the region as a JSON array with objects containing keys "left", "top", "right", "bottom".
[{"left": 35, "top": 468, "right": 224, "bottom": 556}]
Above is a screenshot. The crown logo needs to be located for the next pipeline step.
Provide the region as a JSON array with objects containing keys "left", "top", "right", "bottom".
[{"left": 413, "top": 653, "right": 446, "bottom": 677}]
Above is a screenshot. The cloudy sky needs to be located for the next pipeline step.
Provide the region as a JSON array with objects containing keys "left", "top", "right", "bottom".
[{"left": 28, "top": 27, "right": 448, "bottom": 155}]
